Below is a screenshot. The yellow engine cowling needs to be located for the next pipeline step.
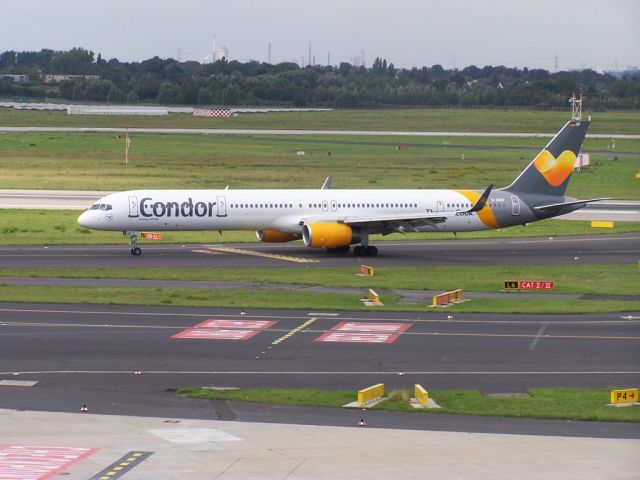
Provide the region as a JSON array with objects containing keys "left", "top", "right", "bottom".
[
  {"left": 302, "top": 222, "right": 360, "bottom": 248},
  {"left": 256, "top": 230, "right": 301, "bottom": 243}
]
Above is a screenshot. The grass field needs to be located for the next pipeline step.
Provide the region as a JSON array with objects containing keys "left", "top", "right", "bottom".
[
  {"left": 2, "top": 107, "right": 640, "bottom": 134},
  {"left": 0, "top": 131, "right": 638, "bottom": 197},
  {"left": 0, "top": 284, "right": 637, "bottom": 313},
  {"left": 176, "top": 386, "right": 640, "bottom": 423},
  {"left": 3, "top": 264, "right": 638, "bottom": 296}
]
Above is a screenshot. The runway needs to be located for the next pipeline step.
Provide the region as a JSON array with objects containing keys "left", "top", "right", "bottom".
[
  {"left": 0, "top": 302, "right": 638, "bottom": 438},
  {"left": 1, "top": 125, "right": 639, "bottom": 139},
  {"left": 1, "top": 233, "right": 638, "bottom": 268}
]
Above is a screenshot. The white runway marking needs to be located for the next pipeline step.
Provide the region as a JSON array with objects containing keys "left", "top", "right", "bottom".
[
  {"left": 1, "top": 307, "right": 638, "bottom": 325},
  {"left": 1, "top": 370, "right": 639, "bottom": 376}
]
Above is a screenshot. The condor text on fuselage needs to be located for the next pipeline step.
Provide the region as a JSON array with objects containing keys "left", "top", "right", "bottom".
[{"left": 137, "top": 197, "right": 217, "bottom": 218}]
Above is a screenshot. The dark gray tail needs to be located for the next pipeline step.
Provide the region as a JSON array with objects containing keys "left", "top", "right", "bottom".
[{"left": 504, "top": 119, "right": 589, "bottom": 197}]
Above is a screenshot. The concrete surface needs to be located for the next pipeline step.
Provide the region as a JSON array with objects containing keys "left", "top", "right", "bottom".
[{"left": 1, "top": 409, "right": 638, "bottom": 480}]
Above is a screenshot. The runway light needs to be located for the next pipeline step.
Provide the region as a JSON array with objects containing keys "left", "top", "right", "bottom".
[
  {"left": 574, "top": 256, "right": 580, "bottom": 262},
  {"left": 397, "top": 371, "right": 405, "bottom": 376},
  {"left": 134, "top": 371, "right": 141, "bottom": 375},
  {"left": 12, "top": 372, "right": 20, "bottom": 376},
  {"left": 80, "top": 405, "right": 89, "bottom": 413},
  {"left": 358, "top": 419, "right": 367, "bottom": 427},
  {"left": 447, "top": 315, "right": 454, "bottom": 320}
]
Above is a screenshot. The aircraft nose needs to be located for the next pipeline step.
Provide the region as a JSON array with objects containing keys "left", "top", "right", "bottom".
[{"left": 77, "top": 210, "right": 97, "bottom": 229}]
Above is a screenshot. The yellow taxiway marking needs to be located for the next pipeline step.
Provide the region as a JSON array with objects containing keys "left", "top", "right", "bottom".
[
  {"left": 91, "top": 451, "right": 152, "bottom": 480},
  {"left": 272, "top": 317, "right": 318, "bottom": 345},
  {"left": 203, "top": 246, "right": 319, "bottom": 263}
]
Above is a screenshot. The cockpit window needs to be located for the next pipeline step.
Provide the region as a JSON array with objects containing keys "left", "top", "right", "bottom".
[{"left": 89, "top": 203, "right": 112, "bottom": 211}]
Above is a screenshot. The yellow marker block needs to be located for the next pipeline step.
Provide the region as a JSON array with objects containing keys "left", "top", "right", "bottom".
[
  {"left": 610, "top": 388, "right": 638, "bottom": 405},
  {"left": 635, "top": 171, "right": 640, "bottom": 179},
  {"left": 432, "top": 289, "right": 464, "bottom": 306},
  {"left": 591, "top": 220, "right": 614, "bottom": 228},
  {"left": 414, "top": 384, "right": 429, "bottom": 407},
  {"left": 359, "top": 264, "right": 375, "bottom": 276},
  {"left": 357, "top": 383, "right": 384, "bottom": 405},
  {"left": 368, "top": 289, "right": 381, "bottom": 305}
]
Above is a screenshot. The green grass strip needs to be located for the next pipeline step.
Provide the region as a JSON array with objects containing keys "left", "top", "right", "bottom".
[
  {"left": 0, "top": 284, "right": 637, "bottom": 313},
  {"left": 176, "top": 386, "right": 640, "bottom": 423},
  {"left": 3, "top": 264, "right": 638, "bottom": 296}
]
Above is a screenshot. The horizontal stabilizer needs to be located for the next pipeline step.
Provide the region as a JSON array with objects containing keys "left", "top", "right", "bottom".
[{"left": 533, "top": 197, "right": 611, "bottom": 211}]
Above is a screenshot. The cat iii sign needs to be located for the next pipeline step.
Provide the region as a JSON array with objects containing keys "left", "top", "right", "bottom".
[{"left": 504, "top": 280, "right": 554, "bottom": 290}]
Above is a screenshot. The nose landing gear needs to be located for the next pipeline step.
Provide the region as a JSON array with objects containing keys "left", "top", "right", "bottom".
[{"left": 126, "top": 231, "right": 142, "bottom": 256}]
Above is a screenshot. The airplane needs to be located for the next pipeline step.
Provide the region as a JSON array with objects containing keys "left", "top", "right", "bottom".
[{"left": 77, "top": 108, "right": 606, "bottom": 257}]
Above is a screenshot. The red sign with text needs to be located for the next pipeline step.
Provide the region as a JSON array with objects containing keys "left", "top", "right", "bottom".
[
  {"left": 141, "top": 232, "right": 161, "bottom": 240},
  {"left": 518, "top": 280, "right": 555, "bottom": 290}
]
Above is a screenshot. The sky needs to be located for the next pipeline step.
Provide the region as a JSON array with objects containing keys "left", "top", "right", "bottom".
[{"left": 1, "top": 0, "right": 638, "bottom": 72}]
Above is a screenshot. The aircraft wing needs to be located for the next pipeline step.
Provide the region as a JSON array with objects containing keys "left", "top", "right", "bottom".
[
  {"left": 342, "top": 212, "right": 448, "bottom": 234},
  {"left": 300, "top": 185, "right": 493, "bottom": 234}
]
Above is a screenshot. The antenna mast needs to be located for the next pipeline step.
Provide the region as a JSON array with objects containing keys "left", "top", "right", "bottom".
[{"left": 569, "top": 92, "right": 583, "bottom": 120}]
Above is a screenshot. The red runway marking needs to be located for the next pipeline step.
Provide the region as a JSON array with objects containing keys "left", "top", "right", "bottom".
[
  {"left": 333, "top": 322, "right": 412, "bottom": 333},
  {"left": 194, "top": 319, "right": 277, "bottom": 330},
  {"left": 172, "top": 319, "right": 277, "bottom": 340},
  {"left": 172, "top": 328, "right": 261, "bottom": 340},
  {"left": 315, "top": 322, "right": 412, "bottom": 344},
  {"left": 0, "top": 445, "right": 97, "bottom": 480}
]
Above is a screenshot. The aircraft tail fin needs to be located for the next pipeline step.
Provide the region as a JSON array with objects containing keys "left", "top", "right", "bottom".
[{"left": 504, "top": 118, "right": 589, "bottom": 197}]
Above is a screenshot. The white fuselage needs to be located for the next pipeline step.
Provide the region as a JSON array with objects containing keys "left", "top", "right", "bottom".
[{"left": 78, "top": 188, "right": 518, "bottom": 234}]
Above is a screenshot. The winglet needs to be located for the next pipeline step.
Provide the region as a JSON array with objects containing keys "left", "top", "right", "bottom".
[
  {"left": 321, "top": 176, "right": 332, "bottom": 190},
  {"left": 466, "top": 184, "right": 493, "bottom": 213}
]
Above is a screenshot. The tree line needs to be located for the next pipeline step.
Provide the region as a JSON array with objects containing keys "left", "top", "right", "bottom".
[{"left": 1, "top": 47, "right": 639, "bottom": 109}]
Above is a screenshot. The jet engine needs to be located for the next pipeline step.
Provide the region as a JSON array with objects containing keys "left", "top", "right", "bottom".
[
  {"left": 256, "top": 230, "right": 301, "bottom": 242},
  {"left": 302, "top": 222, "right": 360, "bottom": 249}
]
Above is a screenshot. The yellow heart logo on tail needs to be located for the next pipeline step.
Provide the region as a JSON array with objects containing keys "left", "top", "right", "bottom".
[{"left": 533, "top": 150, "right": 576, "bottom": 187}]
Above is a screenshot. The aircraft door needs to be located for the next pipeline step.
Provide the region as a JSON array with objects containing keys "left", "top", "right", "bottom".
[
  {"left": 216, "top": 196, "right": 227, "bottom": 217},
  {"left": 511, "top": 195, "right": 520, "bottom": 216},
  {"left": 322, "top": 200, "right": 328, "bottom": 212},
  {"left": 330, "top": 200, "right": 337, "bottom": 212},
  {"left": 436, "top": 200, "right": 444, "bottom": 212},
  {"left": 128, "top": 196, "right": 138, "bottom": 217}
]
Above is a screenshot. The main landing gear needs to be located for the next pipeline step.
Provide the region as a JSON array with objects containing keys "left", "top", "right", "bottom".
[
  {"left": 127, "top": 231, "right": 142, "bottom": 256},
  {"left": 354, "top": 245, "right": 378, "bottom": 257},
  {"left": 326, "top": 245, "right": 377, "bottom": 256}
]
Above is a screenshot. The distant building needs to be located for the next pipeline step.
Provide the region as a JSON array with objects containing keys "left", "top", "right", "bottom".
[
  {"left": 214, "top": 47, "right": 229, "bottom": 61},
  {"left": 2, "top": 74, "right": 29, "bottom": 83},
  {"left": 42, "top": 74, "right": 100, "bottom": 83}
]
